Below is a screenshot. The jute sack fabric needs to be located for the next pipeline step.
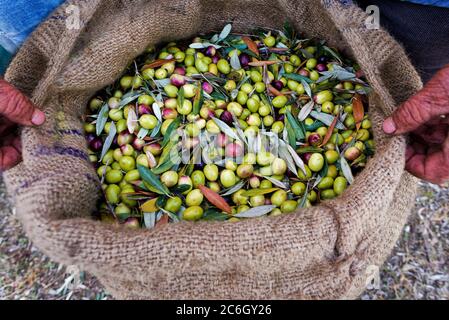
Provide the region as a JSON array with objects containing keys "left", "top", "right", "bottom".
[{"left": 3, "top": 0, "right": 422, "bottom": 299}]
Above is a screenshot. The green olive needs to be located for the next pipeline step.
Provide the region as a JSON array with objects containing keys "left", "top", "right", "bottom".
[
  {"left": 161, "top": 171, "right": 179, "bottom": 187},
  {"left": 281, "top": 200, "right": 298, "bottom": 213},
  {"left": 124, "top": 169, "right": 140, "bottom": 183},
  {"left": 271, "top": 121, "right": 284, "bottom": 133},
  {"left": 232, "top": 189, "right": 249, "bottom": 205},
  {"left": 177, "top": 99, "right": 193, "bottom": 115},
  {"left": 325, "top": 150, "right": 339, "bottom": 164},
  {"left": 333, "top": 176, "right": 348, "bottom": 195},
  {"left": 292, "top": 182, "right": 306, "bottom": 196},
  {"left": 139, "top": 114, "right": 158, "bottom": 129},
  {"left": 105, "top": 169, "right": 123, "bottom": 184},
  {"left": 217, "top": 59, "right": 231, "bottom": 74},
  {"left": 321, "top": 189, "right": 336, "bottom": 200},
  {"left": 191, "top": 170, "right": 206, "bottom": 188},
  {"left": 243, "top": 153, "right": 257, "bottom": 165},
  {"left": 119, "top": 155, "right": 136, "bottom": 172},
  {"left": 272, "top": 158, "right": 287, "bottom": 175},
  {"left": 120, "top": 76, "right": 133, "bottom": 89},
  {"left": 260, "top": 179, "right": 273, "bottom": 189},
  {"left": 297, "top": 165, "right": 313, "bottom": 180},
  {"left": 315, "top": 90, "right": 333, "bottom": 104},
  {"left": 236, "top": 164, "right": 254, "bottom": 178},
  {"left": 185, "top": 189, "right": 204, "bottom": 206},
  {"left": 115, "top": 203, "right": 131, "bottom": 220},
  {"left": 102, "top": 150, "right": 114, "bottom": 165},
  {"left": 204, "top": 164, "right": 219, "bottom": 181},
  {"left": 308, "top": 153, "right": 324, "bottom": 172},
  {"left": 237, "top": 204, "right": 251, "bottom": 213},
  {"left": 138, "top": 94, "right": 154, "bottom": 105},
  {"left": 220, "top": 169, "right": 236, "bottom": 188},
  {"left": 165, "top": 196, "right": 182, "bottom": 213},
  {"left": 250, "top": 195, "right": 265, "bottom": 207},
  {"left": 272, "top": 95, "right": 288, "bottom": 108},
  {"left": 306, "top": 58, "right": 317, "bottom": 69},
  {"left": 271, "top": 190, "right": 287, "bottom": 207},
  {"left": 256, "top": 151, "right": 275, "bottom": 166},
  {"left": 105, "top": 184, "right": 120, "bottom": 204},
  {"left": 307, "top": 190, "right": 317, "bottom": 202},
  {"left": 327, "top": 165, "right": 338, "bottom": 178},
  {"left": 263, "top": 35, "right": 276, "bottom": 47},
  {"left": 317, "top": 177, "right": 334, "bottom": 190},
  {"left": 182, "top": 206, "right": 204, "bottom": 221},
  {"left": 246, "top": 98, "right": 260, "bottom": 113}
]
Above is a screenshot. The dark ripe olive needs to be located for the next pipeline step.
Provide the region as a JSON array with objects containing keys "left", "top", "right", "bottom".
[
  {"left": 302, "top": 153, "right": 312, "bottom": 162},
  {"left": 239, "top": 53, "right": 250, "bottom": 67},
  {"left": 89, "top": 137, "right": 103, "bottom": 151},
  {"left": 271, "top": 80, "right": 284, "bottom": 91},
  {"left": 298, "top": 69, "right": 309, "bottom": 77},
  {"left": 219, "top": 110, "right": 234, "bottom": 125},
  {"left": 138, "top": 104, "right": 152, "bottom": 115},
  {"left": 316, "top": 63, "right": 327, "bottom": 72},
  {"left": 308, "top": 133, "right": 322, "bottom": 146},
  {"left": 318, "top": 56, "right": 328, "bottom": 64},
  {"left": 205, "top": 46, "right": 216, "bottom": 57},
  {"left": 277, "top": 114, "right": 285, "bottom": 122},
  {"left": 86, "top": 133, "right": 96, "bottom": 144}
]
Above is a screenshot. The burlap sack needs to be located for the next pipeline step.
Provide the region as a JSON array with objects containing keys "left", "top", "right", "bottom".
[{"left": 3, "top": 0, "right": 422, "bottom": 299}]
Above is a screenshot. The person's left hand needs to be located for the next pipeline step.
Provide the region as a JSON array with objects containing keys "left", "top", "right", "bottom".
[{"left": 0, "top": 79, "right": 46, "bottom": 171}]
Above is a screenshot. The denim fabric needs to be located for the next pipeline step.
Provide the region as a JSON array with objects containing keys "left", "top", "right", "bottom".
[
  {"left": 402, "top": 0, "right": 449, "bottom": 8},
  {"left": 0, "top": 0, "right": 63, "bottom": 54}
]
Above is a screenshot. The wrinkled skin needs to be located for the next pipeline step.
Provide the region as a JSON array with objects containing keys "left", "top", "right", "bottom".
[
  {"left": 383, "top": 65, "right": 449, "bottom": 184},
  {"left": 0, "top": 79, "right": 45, "bottom": 171}
]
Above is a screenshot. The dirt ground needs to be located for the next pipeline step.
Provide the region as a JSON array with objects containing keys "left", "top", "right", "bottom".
[{"left": 1, "top": 178, "right": 448, "bottom": 300}]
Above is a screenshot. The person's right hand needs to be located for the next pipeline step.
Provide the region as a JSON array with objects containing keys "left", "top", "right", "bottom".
[
  {"left": 383, "top": 65, "right": 449, "bottom": 184},
  {"left": 0, "top": 79, "right": 46, "bottom": 171}
]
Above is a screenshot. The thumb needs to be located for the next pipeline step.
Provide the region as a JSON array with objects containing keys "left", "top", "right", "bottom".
[
  {"left": 0, "top": 79, "right": 45, "bottom": 126},
  {"left": 383, "top": 64, "right": 449, "bottom": 135}
]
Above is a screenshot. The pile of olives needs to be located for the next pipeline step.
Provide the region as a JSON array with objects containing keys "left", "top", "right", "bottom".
[{"left": 84, "top": 24, "right": 375, "bottom": 228}]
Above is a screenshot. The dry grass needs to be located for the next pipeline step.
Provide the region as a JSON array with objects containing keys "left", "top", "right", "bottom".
[{"left": 1, "top": 178, "right": 448, "bottom": 300}]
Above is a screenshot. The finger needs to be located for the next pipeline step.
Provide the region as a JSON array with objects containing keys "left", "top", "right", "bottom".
[
  {"left": 405, "top": 134, "right": 449, "bottom": 184},
  {"left": 383, "top": 65, "right": 449, "bottom": 135},
  {"left": 0, "top": 145, "right": 22, "bottom": 171},
  {"left": 414, "top": 123, "right": 448, "bottom": 145},
  {"left": 0, "top": 79, "right": 45, "bottom": 126}
]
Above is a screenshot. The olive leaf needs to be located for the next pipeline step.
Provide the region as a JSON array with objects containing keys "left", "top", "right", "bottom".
[
  {"left": 296, "top": 146, "right": 324, "bottom": 154},
  {"left": 299, "top": 184, "right": 310, "bottom": 208},
  {"left": 198, "top": 184, "right": 232, "bottom": 214},
  {"left": 127, "top": 107, "right": 138, "bottom": 134},
  {"left": 283, "top": 73, "right": 313, "bottom": 84},
  {"left": 150, "top": 121, "right": 162, "bottom": 137},
  {"left": 322, "top": 46, "right": 343, "bottom": 64},
  {"left": 96, "top": 103, "right": 109, "bottom": 136},
  {"left": 99, "top": 121, "right": 116, "bottom": 161},
  {"left": 212, "top": 117, "right": 241, "bottom": 141},
  {"left": 297, "top": 100, "right": 315, "bottom": 121},
  {"left": 241, "top": 188, "right": 279, "bottom": 197},
  {"left": 242, "top": 36, "right": 259, "bottom": 56},
  {"left": 143, "top": 212, "right": 156, "bottom": 229},
  {"left": 278, "top": 142, "right": 298, "bottom": 177},
  {"left": 177, "top": 86, "right": 185, "bottom": 111},
  {"left": 310, "top": 111, "right": 345, "bottom": 129},
  {"left": 220, "top": 180, "right": 246, "bottom": 196},
  {"left": 202, "top": 209, "right": 229, "bottom": 221},
  {"left": 234, "top": 205, "right": 276, "bottom": 218},
  {"left": 286, "top": 143, "right": 307, "bottom": 175},
  {"left": 142, "top": 58, "right": 176, "bottom": 70},
  {"left": 352, "top": 94, "right": 364, "bottom": 131},
  {"left": 152, "top": 101, "right": 163, "bottom": 123},
  {"left": 339, "top": 157, "right": 354, "bottom": 185},
  {"left": 305, "top": 120, "right": 325, "bottom": 132},
  {"left": 118, "top": 91, "right": 141, "bottom": 108},
  {"left": 218, "top": 23, "right": 232, "bottom": 41},
  {"left": 161, "top": 117, "right": 180, "bottom": 148},
  {"left": 137, "top": 164, "right": 170, "bottom": 196},
  {"left": 189, "top": 42, "right": 222, "bottom": 49},
  {"left": 320, "top": 114, "right": 338, "bottom": 147},
  {"left": 260, "top": 175, "right": 288, "bottom": 189},
  {"left": 286, "top": 110, "right": 305, "bottom": 141},
  {"left": 192, "top": 83, "right": 204, "bottom": 115},
  {"left": 171, "top": 184, "right": 191, "bottom": 195},
  {"left": 230, "top": 50, "right": 241, "bottom": 70},
  {"left": 137, "top": 128, "right": 149, "bottom": 140},
  {"left": 317, "top": 65, "right": 356, "bottom": 83}
]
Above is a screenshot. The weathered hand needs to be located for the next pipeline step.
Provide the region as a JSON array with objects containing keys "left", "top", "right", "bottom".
[
  {"left": 383, "top": 65, "right": 449, "bottom": 184},
  {"left": 0, "top": 79, "right": 45, "bottom": 171}
]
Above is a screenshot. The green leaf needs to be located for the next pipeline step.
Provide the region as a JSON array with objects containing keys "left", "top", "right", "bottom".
[
  {"left": 137, "top": 128, "right": 149, "bottom": 140},
  {"left": 241, "top": 188, "right": 279, "bottom": 197},
  {"left": 150, "top": 121, "right": 162, "bottom": 138},
  {"left": 202, "top": 209, "right": 229, "bottom": 221},
  {"left": 118, "top": 91, "right": 141, "bottom": 108},
  {"left": 296, "top": 146, "right": 324, "bottom": 154},
  {"left": 286, "top": 110, "right": 305, "bottom": 141},
  {"left": 299, "top": 184, "right": 310, "bottom": 208},
  {"left": 305, "top": 120, "right": 325, "bottom": 132},
  {"left": 96, "top": 103, "right": 109, "bottom": 136},
  {"left": 137, "top": 165, "right": 170, "bottom": 196},
  {"left": 177, "top": 86, "right": 185, "bottom": 112},
  {"left": 220, "top": 180, "right": 246, "bottom": 196},
  {"left": 99, "top": 121, "right": 116, "bottom": 161},
  {"left": 156, "top": 196, "right": 167, "bottom": 209},
  {"left": 285, "top": 119, "right": 296, "bottom": 148},
  {"left": 152, "top": 154, "right": 181, "bottom": 175},
  {"left": 310, "top": 111, "right": 345, "bottom": 130},
  {"left": 171, "top": 184, "right": 191, "bottom": 195},
  {"left": 339, "top": 157, "right": 354, "bottom": 185},
  {"left": 283, "top": 73, "right": 313, "bottom": 84},
  {"left": 212, "top": 117, "right": 241, "bottom": 141},
  {"left": 322, "top": 46, "right": 343, "bottom": 64},
  {"left": 218, "top": 24, "right": 232, "bottom": 42},
  {"left": 161, "top": 117, "right": 180, "bottom": 148}
]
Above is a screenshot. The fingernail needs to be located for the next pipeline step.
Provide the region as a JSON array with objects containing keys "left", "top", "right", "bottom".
[
  {"left": 383, "top": 117, "right": 396, "bottom": 134},
  {"left": 31, "top": 109, "right": 45, "bottom": 125}
]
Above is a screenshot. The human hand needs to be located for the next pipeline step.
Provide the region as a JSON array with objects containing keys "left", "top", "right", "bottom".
[
  {"left": 0, "top": 79, "right": 45, "bottom": 171},
  {"left": 383, "top": 65, "right": 449, "bottom": 184}
]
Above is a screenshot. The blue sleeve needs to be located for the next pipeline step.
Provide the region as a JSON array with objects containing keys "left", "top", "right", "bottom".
[
  {"left": 402, "top": 0, "right": 449, "bottom": 7},
  {"left": 0, "top": 0, "right": 64, "bottom": 54}
]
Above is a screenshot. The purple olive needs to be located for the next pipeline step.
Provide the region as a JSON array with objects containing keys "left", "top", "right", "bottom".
[
  {"left": 205, "top": 46, "right": 216, "bottom": 57},
  {"left": 202, "top": 82, "right": 213, "bottom": 94},
  {"left": 170, "top": 74, "right": 186, "bottom": 87},
  {"left": 298, "top": 69, "right": 310, "bottom": 77},
  {"left": 302, "top": 153, "right": 312, "bottom": 162},
  {"left": 86, "top": 133, "right": 96, "bottom": 144},
  {"left": 277, "top": 114, "right": 285, "bottom": 122},
  {"left": 133, "top": 138, "right": 145, "bottom": 151},
  {"left": 117, "top": 132, "right": 134, "bottom": 146},
  {"left": 308, "top": 133, "right": 322, "bottom": 146},
  {"left": 271, "top": 80, "right": 283, "bottom": 91},
  {"left": 219, "top": 110, "right": 233, "bottom": 125},
  {"left": 316, "top": 64, "right": 327, "bottom": 72},
  {"left": 89, "top": 137, "right": 103, "bottom": 151},
  {"left": 239, "top": 53, "right": 250, "bottom": 67},
  {"left": 212, "top": 55, "right": 219, "bottom": 64},
  {"left": 138, "top": 104, "right": 152, "bottom": 115},
  {"left": 174, "top": 67, "right": 186, "bottom": 75}
]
